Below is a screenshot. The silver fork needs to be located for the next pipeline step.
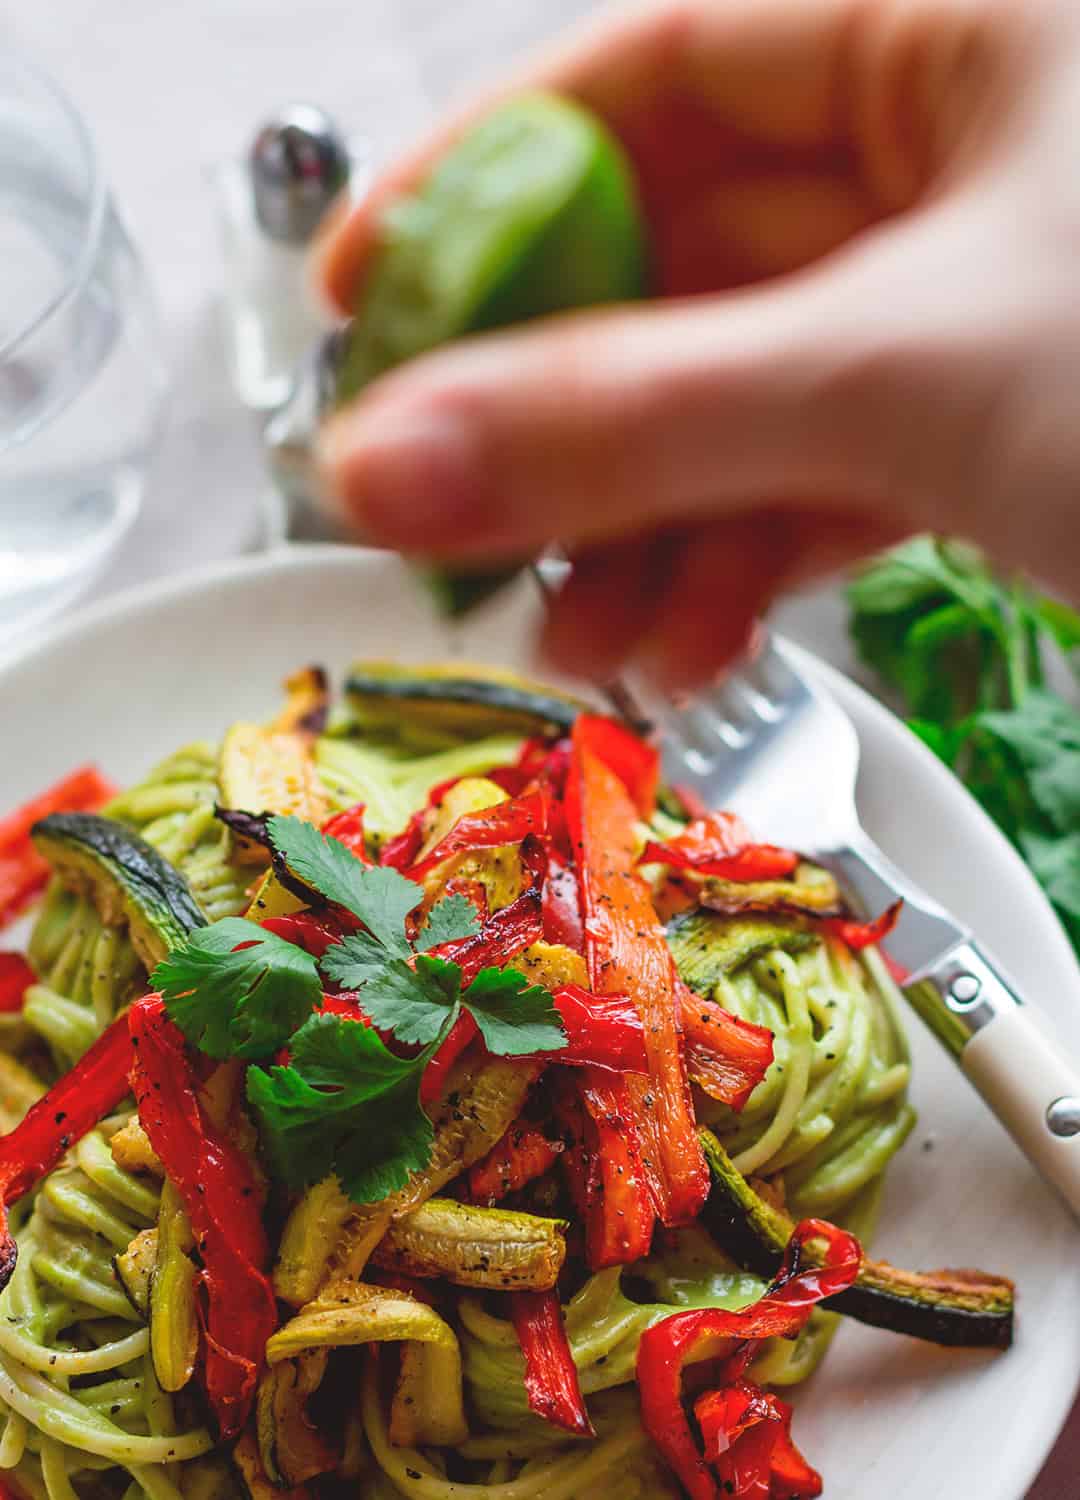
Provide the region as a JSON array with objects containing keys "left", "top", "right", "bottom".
[{"left": 646, "top": 630, "right": 1080, "bottom": 1219}]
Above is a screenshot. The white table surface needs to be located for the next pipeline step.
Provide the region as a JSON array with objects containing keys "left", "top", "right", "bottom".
[{"left": 3, "top": 1, "right": 1076, "bottom": 1493}]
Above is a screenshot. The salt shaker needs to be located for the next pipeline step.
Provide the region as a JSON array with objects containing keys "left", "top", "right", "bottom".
[{"left": 212, "top": 105, "right": 350, "bottom": 412}]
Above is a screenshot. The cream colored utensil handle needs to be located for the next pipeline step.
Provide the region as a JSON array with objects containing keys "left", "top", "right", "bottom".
[{"left": 911, "top": 941, "right": 1080, "bottom": 1218}]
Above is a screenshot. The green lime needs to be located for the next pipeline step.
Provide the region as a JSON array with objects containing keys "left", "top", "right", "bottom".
[
  {"left": 337, "top": 93, "right": 648, "bottom": 616},
  {"left": 340, "top": 92, "right": 648, "bottom": 400}
]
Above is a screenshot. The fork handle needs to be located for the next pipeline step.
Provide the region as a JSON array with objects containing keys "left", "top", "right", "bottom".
[{"left": 907, "top": 941, "right": 1080, "bottom": 1218}]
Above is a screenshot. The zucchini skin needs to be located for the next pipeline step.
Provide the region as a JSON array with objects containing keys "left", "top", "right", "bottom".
[
  {"left": 31, "top": 811, "right": 206, "bottom": 967},
  {"left": 345, "top": 663, "right": 583, "bottom": 737},
  {"left": 700, "top": 1130, "right": 1014, "bottom": 1350}
]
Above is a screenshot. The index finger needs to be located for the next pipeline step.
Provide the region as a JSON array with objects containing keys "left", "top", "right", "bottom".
[{"left": 315, "top": 0, "right": 863, "bottom": 315}]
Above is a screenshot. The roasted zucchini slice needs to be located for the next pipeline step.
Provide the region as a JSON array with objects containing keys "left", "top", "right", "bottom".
[
  {"left": 345, "top": 661, "right": 585, "bottom": 740},
  {"left": 219, "top": 724, "right": 328, "bottom": 865},
  {"left": 700, "top": 1130, "right": 1014, "bottom": 1349},
  {"left": 666, "top": 910, "right": 816, "bottom": 990},
  {"left": 30, "top": 812, "right": 206, "bottom": 968},
  {"left": 369, "top": 1198, "right": 567, "bottom": 1290}
]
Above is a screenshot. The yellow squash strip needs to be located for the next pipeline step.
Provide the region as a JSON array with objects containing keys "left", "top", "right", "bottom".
[
  {"left": 270, "top": 667, "right": 330, "bottom": 738},
  {"left": 114, "top": 1227, "right": 158, "bottom": 1319},
  {"left": 274, "top": 1053, "right": 543, "bottom": 1305},
  {"left": 233, "top": 1426, "right": 311, "bottom": 1500},
  {"left": 418, "top": 777, "right": 525, "bottom": 914},
  {"left": 219, "top": 724, "right": 327, "bottom": 865},
  {"left": 391, "top": 1339, "right": 471, "bottom": 1447},
  {"left": 149, "top": 1180, "right": 199, "bottom": 1393},
  {"left": 109, "top": 1118, "right": 163, "bottom": 1179},
  {"left": 370, "top": 1197, "right": 567, "bottom": 1291},
  {"left": 512, "top": 940, "right": 589, "bottom": 992},
  {"left": 256, "top": 1352, "right": 336, "bottom": 1487},
  {"left": 267, "top": 1280, "right": 469, "bottom": 1448}
]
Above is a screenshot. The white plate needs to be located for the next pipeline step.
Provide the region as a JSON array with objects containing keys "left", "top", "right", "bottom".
[{"left": 2, "top": 545, "right": 1078, "bottom": 1499}]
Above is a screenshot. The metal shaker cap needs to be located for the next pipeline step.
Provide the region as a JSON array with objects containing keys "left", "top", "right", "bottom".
[{"left": 250, "top": 104, "right": 349, "bottom": 244}]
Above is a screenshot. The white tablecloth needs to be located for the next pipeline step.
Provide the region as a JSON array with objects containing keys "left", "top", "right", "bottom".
[{"left": 4, "top": 2, "right": 1075, "bottom": 1493}]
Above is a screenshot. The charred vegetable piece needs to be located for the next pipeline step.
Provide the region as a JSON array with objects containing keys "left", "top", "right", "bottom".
[
  {"left": 391, "top": 1336, "right": 472, "bottom": 1447},
  {"left": 0, "top": 765, "right": 117, "bottom": 929},
  {"left": 666, "top": 910, "right": 816, "bottom": 989},
  {"left": 150, "top": 1178, "right": 200, "bottom": 1392},
  {"left": 219, "top": 725, "right": 327, "bottom": 865},
  {"left": 30, "top": 812, "right": 206, "bottom": 969},
  {"left": 256, "top": 1352, "right": 336, "bottom": 1487},
  {"left": 699, "top": 863, "right": 841, "bottom": 919},
  {"left": 109, "top": 1117, "right": 164, "bottom": 1178},
  {"left": 345, "top": 662, "right": 585, "bottom": 740},
  {"left": 267, "top": 1277, "right": 468, "bottom": 1445},
  {"left": 700, "top": 1130, "right": 1014, "bottom": 1349},
  {"left": 114, "top": 1226, "right": 158, "bottom": 1318},
  {"left": 468, "top": 1125, "right": 562, "bottom": 1205},
  {"left": 270, "top": 667, "right": 331, "bottom": 739},
  {"left": 274, "top": 1054, "right": 542, "bottom": 1305},
  {"left": 370, "top": 1198, "right": 567, "bottom": 1291},
  {"left": 511, "top": 1289, "right": 594, "bottom": 1437},
  {"left": 233, "top": 1425, "right": 310, "bottom": 1500}
]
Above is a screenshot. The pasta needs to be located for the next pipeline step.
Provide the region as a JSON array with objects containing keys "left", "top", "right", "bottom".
[{"left": 0, "top": 665, "right": 1009, "bottom": 1500}]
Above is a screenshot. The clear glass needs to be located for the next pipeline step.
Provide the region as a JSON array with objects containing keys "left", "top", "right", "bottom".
[{"left": 0, "top": 54, "right": 168, "bottom": 641}]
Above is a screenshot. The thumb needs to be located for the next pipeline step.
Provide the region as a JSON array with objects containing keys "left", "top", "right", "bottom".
[{"left": 318, "top": 208, "right": 990, "bottom": 560}]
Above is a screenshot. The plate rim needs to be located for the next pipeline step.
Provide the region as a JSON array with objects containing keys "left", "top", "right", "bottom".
[{"left": 1, "top": 542, "right": 1077, "bottom": 1498}]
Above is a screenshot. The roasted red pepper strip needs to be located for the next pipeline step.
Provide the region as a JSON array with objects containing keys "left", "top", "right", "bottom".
[
  {"left": 641, "top": 812, "right": 798, "bottom": 882},
  {"left": 321, "top": 803, "right": 371, "bottom": 864},
  {"left": 571, "top": 715, "right": 658, "bottom": 820},
  {"left": 403, "top": 788, "right": 549, "bottom": 881},
  {"left": 821, "top": 899, "right": 903, "bottom": 951},
  {"left": 542, "top": 851, "right": 584, "bottom": 950},
  {"left": 677, "top": 982, "right": 775, "bottom": 1112},
  {"left": 129, "top": 996, "right": 276, "bottom": 1439},
  {"left": 0, "top": 766, "right": 117, "bottom": 928},
  {"left": 577, "top": 1070, "right": 656, "bottom": 1267},
  {"left": 468, "top": 1125, "right": 562, "bottom": 1205},
  {"left": 260, "top": 912, "right": 344, "bottom": 958},
  {"left": 695, "top": 1385, "right": 822, "bottom": 1500},
  {"left": 0, "top": 1012, "right": 134, "bottom": 1288},
  {"left": 547, "top": 985, "right": 647, "bottom": 1073},
  {"left": 427, "top": 886, "right": 544, "bottom": 984},
  {"left": 637, "top": 1218, "right": 860, "bottom": 1500},
  {"left": 0, "top": 954, "right": 36, "bottom": 1013},
  {"left": 379, "top": 774, "right": 468, "bottom": 869},
  {"left": 567, "top": 718, "right": 707, "bottom": 1227},
  {"left": 510, "top": 1290, "right": 595, "bottom": 1437}
]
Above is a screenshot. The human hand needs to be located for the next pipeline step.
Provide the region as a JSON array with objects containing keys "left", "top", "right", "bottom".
[{"left": 317, "top": 0, "right": 1080, "bottom": 686}]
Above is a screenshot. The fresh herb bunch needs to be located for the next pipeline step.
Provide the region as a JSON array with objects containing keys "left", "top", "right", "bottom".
[
  {"left": 848, "top": 535, "right": 1080, "bottom": 954},
  {"left": 153, "top": 814, "right": 566, "bottom": 1204}
]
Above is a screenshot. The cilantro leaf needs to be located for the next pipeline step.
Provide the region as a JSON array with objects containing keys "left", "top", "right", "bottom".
[
  {"left": 462, "top": 966, "right": 566, "bottom": 1057},
  {"left": 267, "top": 815, "right": 421, "bottom": 952},
  {"left": 353, "top": 955, "right": 462, "bottom": 1046},
  {"left": 245, "top": 1011, "right": 435, "bottom": 1203},
  {"left": 154, "top": 917, "right": 321, "bottom": 1060},
  {"left": 416, "top": 893, "right": 482, "bottom": 951},
  {"left": 320, "top": 929, "right": 393, "bottom": 989}
]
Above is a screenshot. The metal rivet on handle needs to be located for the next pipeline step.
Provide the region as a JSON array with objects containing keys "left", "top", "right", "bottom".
[
  {"left": 1046, "top": 1097, "right": 1080, "bottom": 1138},
  {"left": 947, "top": 973, "right": 982, "bottom": 1011}
]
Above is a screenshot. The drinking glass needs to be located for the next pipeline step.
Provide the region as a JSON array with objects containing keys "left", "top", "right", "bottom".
[{"left": 0, "top": 53, "right": 168, "bottom": 640}]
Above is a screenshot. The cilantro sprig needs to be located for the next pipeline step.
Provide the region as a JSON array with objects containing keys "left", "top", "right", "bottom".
[
  {"left": 848, "top": 536, "right": 1080, "bottom": 954},
  {"left": 152, "top": 812, "right": 565, "bottom": 1204}
]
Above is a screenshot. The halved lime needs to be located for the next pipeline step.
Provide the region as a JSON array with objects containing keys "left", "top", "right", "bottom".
[{"left": 340, "top": 93, "right": 648, "bottom": 401}]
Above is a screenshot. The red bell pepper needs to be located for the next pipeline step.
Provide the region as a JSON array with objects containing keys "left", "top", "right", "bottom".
[
  {"left": 379, "top": 774, "right": 469, "bottom": 870},
  {"left": 260, "top": 912, "right": 345, "bottom": 958},
  {"left": 695, "top": 1384, "right": 822, "bottom": 1500},
  {"left": 129, "top": 996, "right": 276, "bottom": 1440},
  {"left": 403, "top": 788, "right": 549, "bottom": 881},
  {"left": 577, "top": 1070, "right": 656, "bottom": 1267},
  {"left": 0, "top": 766, "right": 117, "bottom": 928},
  {"left": 546, "top": 985, "right": 647, "bottom": 1073},
  {"left": 677, "top": 982, "right": 775, "bottom": 1111},
  {"left": 488, "top": 737, "right": 572, "bottom": 798},
  {"left": 542, "top": 850, "right": 583, "bottom": 950},
  {"left": 636, "top": 1218, "right": 860, "bottom": 1500},
  {"left": 321, "top": 803, "right": 371, "bottom": 864},
  {"left": 0, "top": 1011, "right": 134, "bottom": 1287},
  {"left": 510, "top": 1289, "right": 595, "bottom": 1437},
  {"left": 468, "top": 1124, "right": 562, "bottom": 1205},
  {"left": 640, "top": 812, "right": 798, "bottom": 882},
  {"left": 569, "top": 715, "right": 658, "bottom": 820},
  {"left": 0, "top": 954, "right": 36, "bottom": 1013},
  {"left": 567, "top": 718, "right": 707, "bottom": 1229},
  {"left": 821, "top": 899, "right": 903, "bottom": 951}
]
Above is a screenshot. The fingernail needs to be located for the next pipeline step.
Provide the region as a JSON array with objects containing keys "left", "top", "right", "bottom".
[{"left": 317, "top": 402, "right": 488, "bottom": 547}]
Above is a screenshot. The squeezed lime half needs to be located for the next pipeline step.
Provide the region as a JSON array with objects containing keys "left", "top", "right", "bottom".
[{"left": 338, "top": 93, "right": 648, "bottom": 615}]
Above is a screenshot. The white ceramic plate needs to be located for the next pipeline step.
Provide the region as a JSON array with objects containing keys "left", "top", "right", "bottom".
[{"left": 2, "top": 546, "right": 1078, "bottom": 1499}]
